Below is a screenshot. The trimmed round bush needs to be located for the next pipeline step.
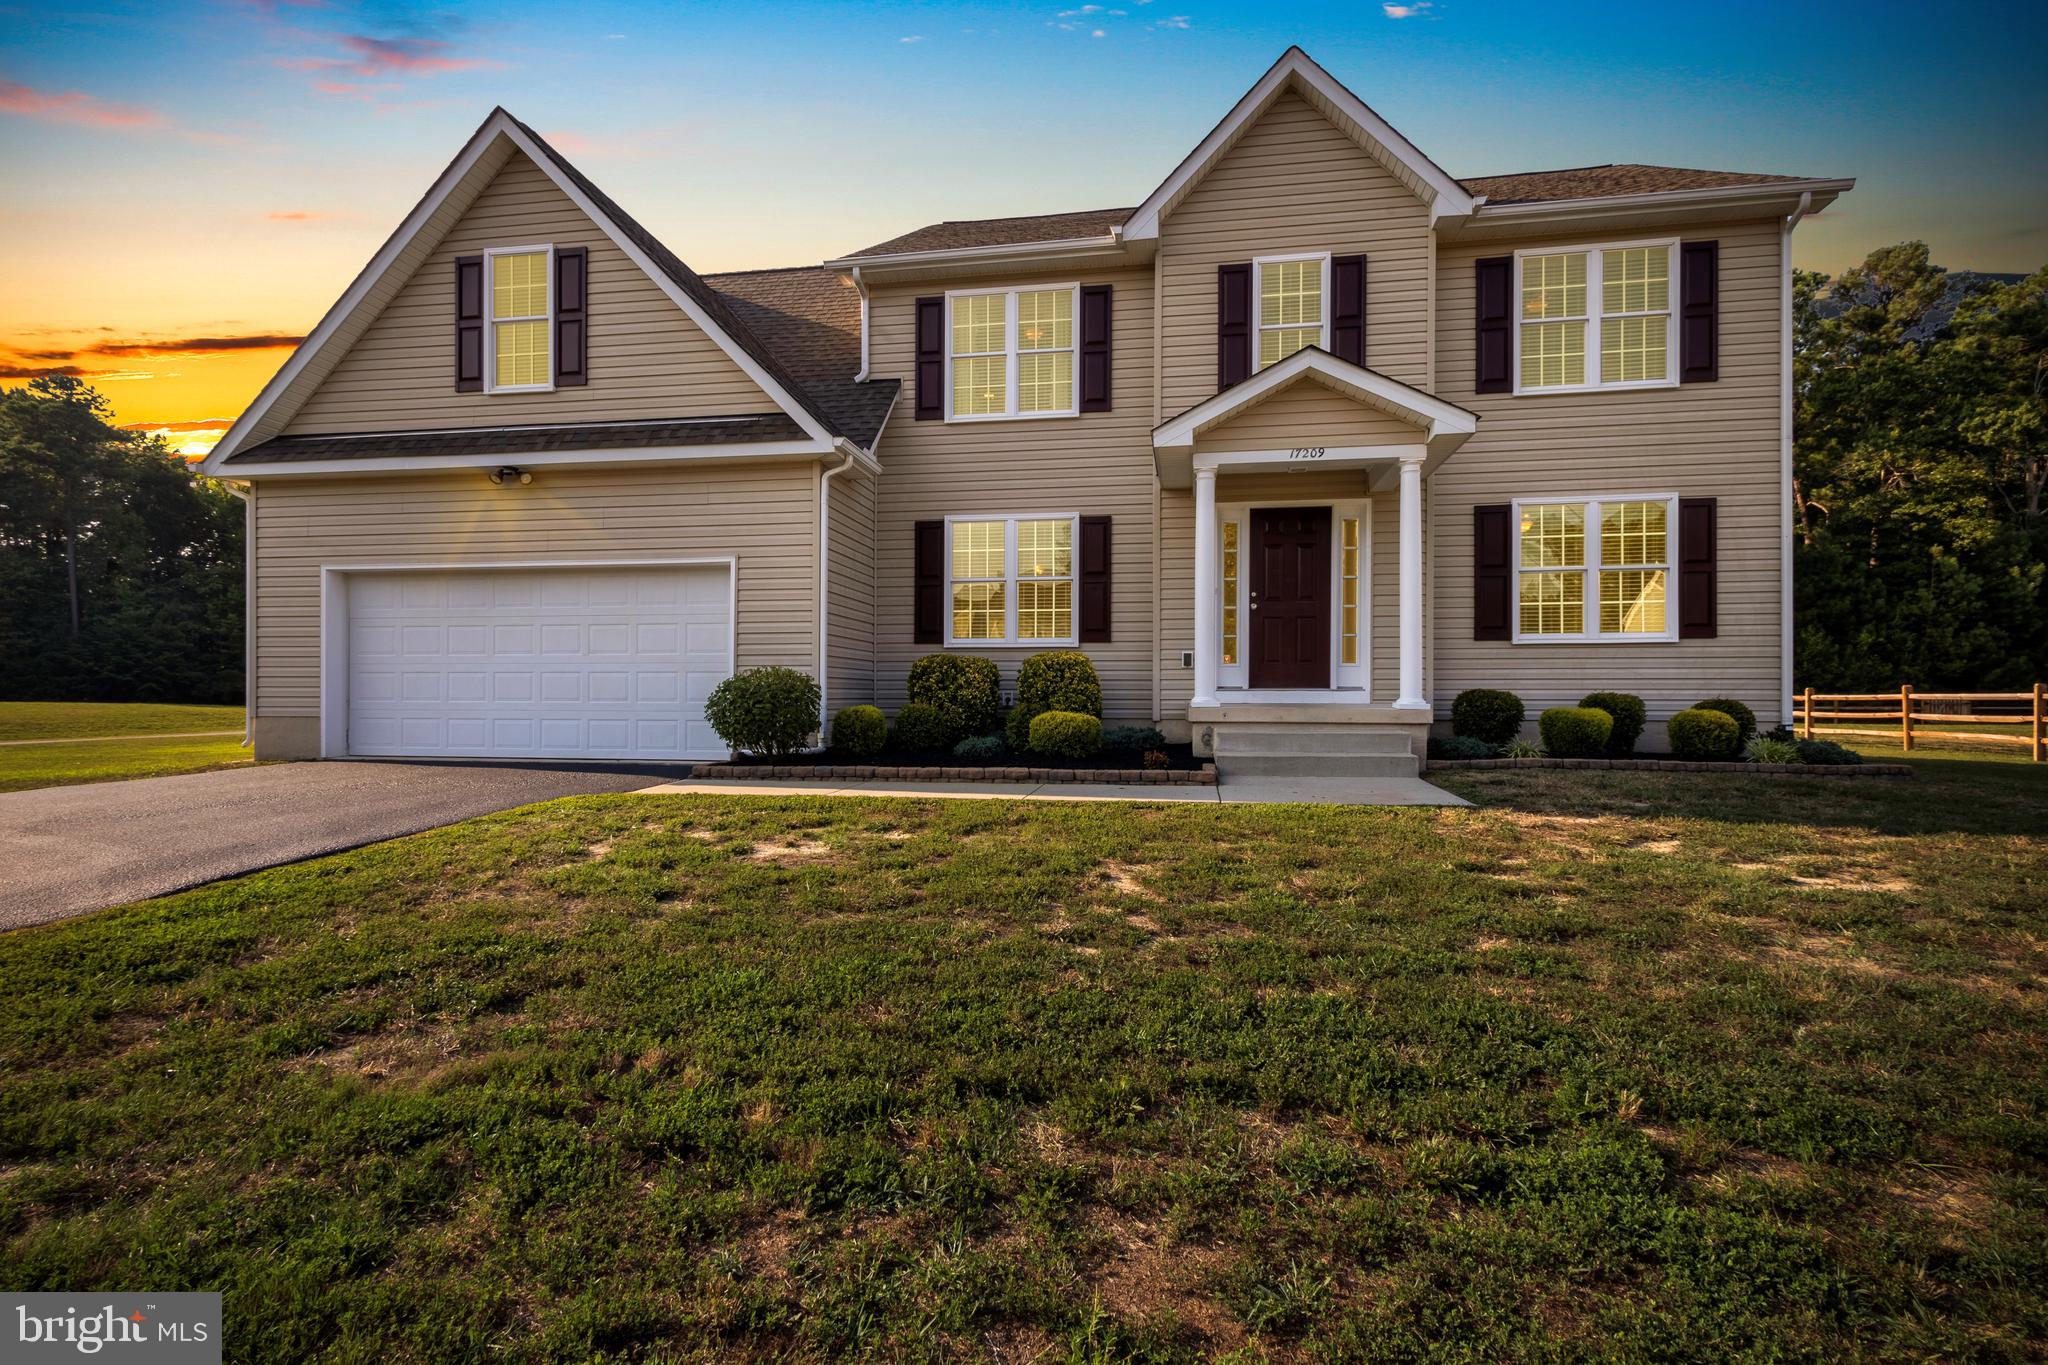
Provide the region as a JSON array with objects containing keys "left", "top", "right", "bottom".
[
  {"left": 952, "top": 734, "right": 1007, "bottom": 762},
  {"left": 830, "top": 705, "right": 886, "bottom": 758},
  {"left": 704, "top": 666, "right": 819, "bottom": 758},
  {"left": 1451, "top": 689, "right": 1526, "bottom": 747},
  {"left": 1795, "top": 737, "right": 1863, "bottom": 766},
  {"left": 891, "top": 701, "right": 959, "bottom": 753},
  {"left": 1693, "top": 696, "right": 1758, "bottom": 744},
  {"left": 1028, "top": 710, "right": 1103, "bottom": 760},
  {"left": 1579, "top": 691, "right": 1647, "bottom": 756},
  {"left": 1101, "top": 724, "right": 1166, "bottom": 752},
  {"left": 1429, "top": 735, "right": 1496, "bottom": 760},
  {"left": 1538, "top": 706, "right": 1614, "bottom": 759},
  {"left": 906, "top": 654, "right": 1001, "bottom": 738},
  {"left": 1007, "top": 650, "right": 1103, "bottom": 750},
  {"left": 1667, "top": 707, "right": 1741, "bottom": 760}
]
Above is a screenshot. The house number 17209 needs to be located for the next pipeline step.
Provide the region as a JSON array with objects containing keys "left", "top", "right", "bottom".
[{"left": 1288, "top": 447, "right": 1327, "bottom": 459}]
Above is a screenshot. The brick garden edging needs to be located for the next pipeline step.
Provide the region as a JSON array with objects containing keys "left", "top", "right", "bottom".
[
  {"left": 1429, "top": 757, "right": 1913, "bottom": 777},
  {"left": 688, "top": 762, "right": 1218, "bottom": 786}
]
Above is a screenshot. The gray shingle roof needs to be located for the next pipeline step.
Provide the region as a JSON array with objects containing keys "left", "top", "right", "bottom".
[
  {"left": 843, "top": 208, "right": 1135, "bottom": 259},
  {"left": 702, "top": 266, "right": 898, "bottom": 446},
  {"left": 222, "top": 415, "right": 805, "bottom": 465}
]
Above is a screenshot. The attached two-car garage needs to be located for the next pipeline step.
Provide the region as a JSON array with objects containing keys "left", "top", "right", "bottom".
[{"left": 339, "top": 563, "right": 733, "bottom": 761}]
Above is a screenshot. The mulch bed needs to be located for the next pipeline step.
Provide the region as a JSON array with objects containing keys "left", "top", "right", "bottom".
[
  {"left": 724, "top": 742, "right": 1208, "bottom": 773},
  {"left": 1431, "top": 755, "right": 1913, "bottom": 777},
  {"left": 700, "top": 742, "right": 1216, "bottom": 786}
]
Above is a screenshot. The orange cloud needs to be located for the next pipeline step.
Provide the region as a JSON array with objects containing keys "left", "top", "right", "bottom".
[
  {"left": 266, "top": 210, "right": 327, "bottom": 222},
  {"left": 0, "top": 80, "right": 164, "bottom": 130},
  {"left": 86, "top": 333, "right": 304, "bottom": 357}
]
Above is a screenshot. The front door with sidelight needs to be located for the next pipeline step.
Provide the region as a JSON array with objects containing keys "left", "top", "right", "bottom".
[{"left": 1248, "top": 506, "right": 1331, "bottom": 688}]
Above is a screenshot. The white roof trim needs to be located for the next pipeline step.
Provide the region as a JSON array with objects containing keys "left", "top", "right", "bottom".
[
  {"left": 1124, "top": 47, "right": 1476, "bottom": 242},
  {"left": 202, "top": 109, "right": 830, "bottom": 476},
  {"left": 1152, "top": 347, "right": 1478, "bottom": 457},
  {"left": 1468, "top": 177, "right": 1856, "bottom": 222},
  {"left": 823, "top": 234, "right": 1123, "bottom": 271}
]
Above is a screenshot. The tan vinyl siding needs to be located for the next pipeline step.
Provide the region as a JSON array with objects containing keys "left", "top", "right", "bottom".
[
  {"left": 284, "top": 150, "right": 777, "bottom": 435},
  {"left": 1196, "top": 383, "right": 1424, "bottom": 453},
  {"left": 1431, "top": 219, "right": 1785, "bottom": 724},
  {"left": 250, "top": 462, "right": 820, "bottom": 718},
  {"left": 868, "top": 266, "right": 1156, "bottom": 720},
  {"left": 826, "top": 460, "right": 877, "bottom": 712},
  {"left": 1156, "top": 88, "right": 1432, "bottom": 418}
]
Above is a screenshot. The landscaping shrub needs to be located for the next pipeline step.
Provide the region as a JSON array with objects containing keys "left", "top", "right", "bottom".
[
  {"left": 830, "top": 705, "right": 886, "bottom": 758},
  {"left": 704, "top": 666, "right": 819, "bottom": 758},
  {"left": 1028, "top": 710, "right": 1103, "bottom": 760},
  {"left": 1005, "top": 651, "right": 1101, "bottom": 751},
  {"left": 1538, "top": 706, "right": 1614, "bottom": 758},
  {"left": 1451, "top": 689, "right": 1525, "bottom": 746},
  {"left": 951, "top": 734, "right": 1007, "bottom": 762},
  {"left": 1694, "top": 696, "right": 1758, "bottom": 744},
  {"left": 1101, "top": 725, "right": 1166, "bottom": 752},
  {"left": 1428, "top": 735, "right": 1496, "bottom": 760},
  {"left": 1500, "top": 739, "right": 1543, "bottom": 758},
  {"left": 905, "top": 654, "right": 1001, "bottom": 738},
  {"left": 891, "top": 702, "right": 958, "bottom": 753},
  {"left": 1746, "top": 734, "right": 1803, "bottom": 765},
  {"left": 1668, "top": 707, "right": 1741, "bottom": 760},
  {"left": 1579, "top": 691, "right": 1647, "bottom": 756},
  {"left": 1795, "top": 737, "right": 1864, "bottom": 766}
]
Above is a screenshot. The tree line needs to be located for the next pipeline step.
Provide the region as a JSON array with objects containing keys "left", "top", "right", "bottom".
[{"left": 1, "top": 243, "right": 2042, "bottom": 705}]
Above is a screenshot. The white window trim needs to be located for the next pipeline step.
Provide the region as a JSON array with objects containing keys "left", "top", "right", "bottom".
[
  {"left": 942, "top": 512, "right": 1081, "bottom": 647},
  {"left": 1251, "top": 252, "right": 1332, "bottom": 372},
  {"left": 484, "top": 243, "right": 556, "bottom": 395},
  {"left": 1511, "top": 238, "right": 1678, "bottom": 396},
  {"left": 1510, "top": 493, "right": 1680, "bottom": 644},
  {"left": 942, "top": 284, "right": 1081, "bottom": 422},
  {"left": 1215, "top": 498, "right": 1371, "bottom": 693}
]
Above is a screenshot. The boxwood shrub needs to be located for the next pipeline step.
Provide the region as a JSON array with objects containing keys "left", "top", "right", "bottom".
[
  {"left": 1668, "top": 707, "right": 1741, "bottom": 760},
  {"left": 1579, "top": 691, "right": 1647, "bottom": 756},
  {"left": 830, "top": 704, "right": 886, "bottom": 758},
  {"left": 1796, "top": 737, "right": 1864, "bottom": 765},
  {"left": 1693, "top": 696, "right": 1758, "bottom": 744},
  {"left": 1006, "top": 650, "right": 1102, "bottom": 749},
  {"left": 1029, "top": 710, "right": 1103, "bottom": 760},
  {"left": 952, "top": 734, "right": 1007, "bottom": 762},
  {"left": 1538, "top": 706, "right": 1614, "bottom": 758},
  {"left": 1428, "top": 735, "right": 1496, "bottom": 760},
  {"left": 1451, "top": 689, "right": 1525, "bottom": 746},
  {"left": 891, "top": 701, "right": 958, "bottom": 753},
  {"left": 1101, "top": 725, "right": 1166, "bottom": 752},
  {"left": 906, "top": 654, "right": 1001, "bottom": 738},
  {"left": 704, "top": 666, "right": 819, "bottom": 757}
]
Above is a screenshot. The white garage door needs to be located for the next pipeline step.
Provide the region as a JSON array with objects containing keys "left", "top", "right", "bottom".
[{"left": 346, "top": 565, "right": 731, "bottom": 760}]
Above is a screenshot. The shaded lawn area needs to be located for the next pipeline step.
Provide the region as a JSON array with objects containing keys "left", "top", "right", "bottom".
[
  {"left": 0, "top": 701, "right": 244, "bottom": 742},
  {"left": 0, "top": 734, "right": 251, "bottom": 794},
  {"left": 2, "top": 757, "right": 2044, "bottom": 1361}
]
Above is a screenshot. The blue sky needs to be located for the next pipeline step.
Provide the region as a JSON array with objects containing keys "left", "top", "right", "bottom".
[{"left": 1, "top": 0, "right": 2042, "bottom": 438}]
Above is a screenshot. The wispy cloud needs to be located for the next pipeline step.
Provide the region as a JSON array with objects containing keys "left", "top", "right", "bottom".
[
  {"left": 898, "top": 34, "right": 924, "bottom": 43},
  {"left": 85, "top": 333, "right": 305, "bottom": 357},
  {"left": 0, "top": 363, "right": 94, "bottom": 379},
  {"left": 0, "top": 80, "right": 164, "bottom": 131},
  {"left": 1150, "top": 14, "right": 1191, "bottom": 29},
  {"left": 1382, "top": 1, "right": 1437, "bottom": 17},
  {"left": 284, "top": 33, "right": 489, "bottom": 78},
  {"left": 266, "top": 210, "right": 327, "bottom": 222}
]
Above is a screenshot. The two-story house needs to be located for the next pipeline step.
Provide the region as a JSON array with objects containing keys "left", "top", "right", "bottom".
[{"left": 201, "top": 48, "right": 1851, "bottom": 770}]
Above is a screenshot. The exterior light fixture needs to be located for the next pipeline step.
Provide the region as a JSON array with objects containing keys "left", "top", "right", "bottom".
[{"left": 490, "top": 466, "right": 533, "bottom": 486}]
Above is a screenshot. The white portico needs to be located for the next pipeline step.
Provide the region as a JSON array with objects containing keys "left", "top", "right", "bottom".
[{"left": 1153, "top": 349, "right": 1477, "bottom": 758}]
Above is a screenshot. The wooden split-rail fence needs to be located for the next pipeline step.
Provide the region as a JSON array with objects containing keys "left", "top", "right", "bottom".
[{"left": 1794, "top": 685, "right": 2047, "bottom": 761}]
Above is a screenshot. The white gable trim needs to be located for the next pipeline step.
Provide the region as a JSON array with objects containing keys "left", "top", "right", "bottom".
[
  {"left": 1152, "top": 347, "right": 1477, "bottom": 459},
  {"left": 203, "top": 110, "right": 829, "bottom": 476},
  {"left": 1123, "top": 47, "right": 1477, "bottom": 242}
]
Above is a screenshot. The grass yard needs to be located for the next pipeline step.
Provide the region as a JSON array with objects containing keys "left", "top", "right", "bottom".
[
  {"left": 0, "top": 701, "right": 248, "bottom": 793},
  {"left": 1, "top": 754, "right": 2043, "bottom": 1362}
]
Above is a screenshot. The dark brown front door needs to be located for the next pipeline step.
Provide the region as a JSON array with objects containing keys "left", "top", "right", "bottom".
[{"left": 1249, "top": 506, "right": 1331, "bottom": 689}]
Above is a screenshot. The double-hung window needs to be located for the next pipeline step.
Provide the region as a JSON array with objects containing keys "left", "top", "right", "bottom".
[
  {"left": 947, "top": 287, "right": 1077, "bottom": 419},
  {"left": 487, "top": 245, "right": 553, "bottom": 392},
  {"left": 1515, "top": 240, "right": 1675, "bottom": 393},
  {"left": 1254, "top": 253, "right": 1329, "bottom": 369},
  {"left": 946, "top": 514, "right": 1077, "bottom": 645},
  {"left": 1513, "top": 495, "right": 1676, "bottom": 642}
]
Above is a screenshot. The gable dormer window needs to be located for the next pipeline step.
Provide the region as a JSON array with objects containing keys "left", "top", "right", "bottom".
[
  {"left": 1255, "top": 253, "right": 1329, "bottom": 369},
  {"left": 1515, "top": 240, "right": 1677, "bottom": 393},
  {"left": 487, "top": 245, "right": 553, "bottom": 392},
  {"left": 946, "top": 286, "right": 1078, "bottom": 420}
]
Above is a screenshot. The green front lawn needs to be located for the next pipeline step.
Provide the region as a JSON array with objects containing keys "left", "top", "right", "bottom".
[
  {"left": 0, "top": 734, "right": 251, "bottom": 793},
  {"left": 2, "top": 756, "right": 2043, "bottom": 1361},
  {"left": 0, "top": 701, "right": 244, "bottom": 742}
]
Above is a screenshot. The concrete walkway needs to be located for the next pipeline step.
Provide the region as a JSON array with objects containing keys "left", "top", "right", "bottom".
[{"left": 638, "top": 774, "right": 1468, "bottom": 807}]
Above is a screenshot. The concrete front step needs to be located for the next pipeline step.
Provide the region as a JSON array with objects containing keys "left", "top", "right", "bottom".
[
  {"left": 1212, "top": 726, "right": 1416, "bottom": 757},
  {"left": 1217, "top": 751, "right": 1421, "bottom": 779}
]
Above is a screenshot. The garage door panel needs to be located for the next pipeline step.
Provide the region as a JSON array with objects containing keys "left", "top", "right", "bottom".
[{"left": 347, "top": 565, "right": 731, "bottom": 760}]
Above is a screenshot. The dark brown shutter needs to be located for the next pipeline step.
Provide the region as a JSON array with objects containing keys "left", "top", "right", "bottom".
[
  {"left": 1474, "top": 255, "right": 1513, "bottom": 394},
  {"left": 913, "top": 296, "right": 945, "bottom": 420},
  {"left": 1473, "top": 504, "right": 1511, "bottom": 640},
  {"left": 913, "top": 519, "right": 943, "bottom": 643},
  {"left": 1678, "top": 497, "right": 1718, "bottom": 638},
  {"left": 1679, "top": 240, "right": 1720, "bottom": 384},
  {"left": 1079, "top": 515, "right": 1112, "bottom": 642},
  {"left": 553, "top": 246, "right": 588, "bottom": 387},
  {"left": 1331, "top": 253, "right": 1368, "bottom": 366},
  {"left": 454, "top": 254, "right": 484, "bottom": 392},
  {"left": 1079, "top": 285, "right": 1113, "bottom": 412},
  {"left": 1217, "top": 262, "right": 1252, "bottom": 389}
]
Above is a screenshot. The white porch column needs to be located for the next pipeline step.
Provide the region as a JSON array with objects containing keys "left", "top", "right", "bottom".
[
  {"left": 1396, "top": 453, "right": 1427, "bottom": 709},
  {"left": 1192, "top": 465, "right": 1219, "bottom": 707}
]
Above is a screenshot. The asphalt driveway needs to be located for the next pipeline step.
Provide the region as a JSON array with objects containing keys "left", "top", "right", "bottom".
[{"left": 0, "top": 759, "right": 689, "bottom": 930}]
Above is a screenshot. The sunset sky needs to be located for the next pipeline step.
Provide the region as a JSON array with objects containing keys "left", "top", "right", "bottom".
[{"left": 3, "top": 0, "right": 2043, "bottom": 455}]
